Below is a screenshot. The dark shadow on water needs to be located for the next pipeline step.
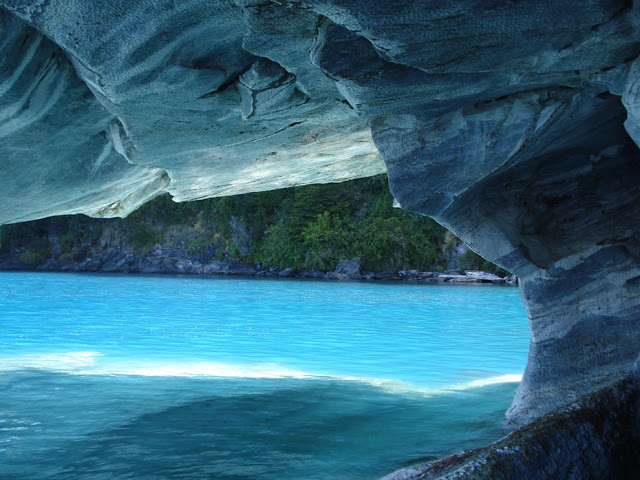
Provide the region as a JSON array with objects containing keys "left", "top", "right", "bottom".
[{"left": 0, "top": 371, "right": 518, "bottom": 480}]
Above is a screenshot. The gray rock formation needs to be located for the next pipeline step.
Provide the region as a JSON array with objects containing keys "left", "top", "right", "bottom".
[
  {"left": 0, "top": 1, "right": 384, "bottom": 223},
  {"left": 382, "top": 360, "right": 640, "bottom": 480},
  {"left": 2, "top": 0, "right": 640, "bottom": 474},
  {"left": 337, "top": 1, "right": 640, "bottom": 425},
  {"left": 334, "top": 257, "right": 361, "bottom": 279}
]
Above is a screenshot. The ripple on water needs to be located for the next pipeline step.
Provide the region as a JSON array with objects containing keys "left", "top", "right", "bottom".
[{"left": 0, "top": 272, "right": 529, "bottom": 479}]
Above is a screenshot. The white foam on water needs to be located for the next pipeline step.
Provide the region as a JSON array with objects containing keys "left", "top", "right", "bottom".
[
  {"left": 93, "top": 361, "right": 315, "bottom": 379},
  {"left": 345, "top": 374, "right": 523, "bottom": 397},
  {"left": 0, "top": 352, "right": 318, "bottom": 379},
  {"left": 0, "top": 351, "right": 102, "bottom": 372},
  {"left": 0, "top": 351, "right": 522, "bottom": 394},
  {"left": 447, "top": 374, "right": 523, "bottom": 389}
]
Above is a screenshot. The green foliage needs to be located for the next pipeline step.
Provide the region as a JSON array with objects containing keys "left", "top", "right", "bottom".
[
  {"left": 127, "top": 225, "right": 158, "bottom": 254},
  {"left": 227, "top": 241, "right": 242, "bottom": 260},
  {"left": 1, "top": 222, "right": 44, "bottom": 253},
  {"left": 20, "top": 249, "right": 48, "bottom": 265},
  {"left": 58, "top": 231, "right": 75, "bottom": 252},
  {"left": 19, "top": 236, "right": 50, "bottom": 265},
  {"left": 354, "top": 216, "right": 437, "bottom": 271},
  {"left": 302, "top": 212, "right": 347, "bottom": 251},
  {"left": 288, "top": 183, "right": 352, "bottom": 238},
  {"left": 127, "top": 194, "right": 209, "bottom": 226},
  {"left": 302, "top": 211, "right": 349, "bottom": 270},
  {"left": 0, "top": 173, "right": 506, "bottom": 275},
  {"left": 250, "top": 176, "right": 449, "bottom": 272},
  {"left": 349, "top": 189, "right": 445, "bottom": 271},
  {"left": 258, "top": 215, "right": 304, "bottom": 269},
  {"left": 187, "top": 235, "right": 213, "bottom": 256},
  {"left": 230, "top": 189, "right": 292, "bottom": 238}
]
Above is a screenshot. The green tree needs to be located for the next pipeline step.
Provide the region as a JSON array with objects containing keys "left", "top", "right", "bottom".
[
  {"left": 258, "top": 215, "right": 304, "bottom": 269},
  {"left": 302, "top": 211, "right": 349, "bottom": 270}
]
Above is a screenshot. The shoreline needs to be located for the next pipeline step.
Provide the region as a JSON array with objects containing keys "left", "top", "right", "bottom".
[{"left": 0, "top": 253, "right": 517, "bottom": 285}]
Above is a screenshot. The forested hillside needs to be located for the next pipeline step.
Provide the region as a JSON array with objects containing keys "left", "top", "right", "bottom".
[{"left": 0, "top": 175, "right": 503, "bottom": 275}]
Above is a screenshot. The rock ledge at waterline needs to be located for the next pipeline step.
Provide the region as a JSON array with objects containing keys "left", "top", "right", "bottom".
[
  {"left": 0, "top": 253, "right": 515, "bottom": 284},
  {"left": 2, "top": 1, "right": 640, "bottom": 477}
]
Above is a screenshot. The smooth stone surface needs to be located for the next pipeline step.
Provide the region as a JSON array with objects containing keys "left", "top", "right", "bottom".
[{"left": 0, "top": 2, "right": 384, "bottom": 224}]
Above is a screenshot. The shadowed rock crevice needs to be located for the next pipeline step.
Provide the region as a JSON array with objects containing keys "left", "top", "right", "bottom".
[{"left": 237, "top": 58, "right": 309, "bottom": 119}]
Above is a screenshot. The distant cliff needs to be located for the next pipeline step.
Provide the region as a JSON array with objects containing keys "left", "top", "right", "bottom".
[{"left": 0, "top": 176, "right": 506, "bottom": 280}]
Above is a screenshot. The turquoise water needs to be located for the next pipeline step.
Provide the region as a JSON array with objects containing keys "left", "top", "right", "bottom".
[{"left": 0, "top": 272, "right": 529, "bottom": 479}]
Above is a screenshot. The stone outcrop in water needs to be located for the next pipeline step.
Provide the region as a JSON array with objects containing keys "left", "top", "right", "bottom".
[
  {"left": 2, "top": 0, "right": 640, "bottom": 474},
  {"left": 383, "top": 357, "right": 640, "bottom": 480}
]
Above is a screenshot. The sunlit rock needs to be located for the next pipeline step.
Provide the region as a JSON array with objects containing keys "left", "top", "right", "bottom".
[{"left": 0, "top": 1, "right": 383, "bottom": 223}]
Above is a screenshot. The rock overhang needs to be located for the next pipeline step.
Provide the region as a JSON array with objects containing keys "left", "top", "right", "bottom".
[{"left": 0, "top": 1, "right": 385, "bottom": 224}]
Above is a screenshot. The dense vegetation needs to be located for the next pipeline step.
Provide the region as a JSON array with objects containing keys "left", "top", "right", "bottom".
[{"left": 0, "top": 175, "right": 503, "bottom": 274}]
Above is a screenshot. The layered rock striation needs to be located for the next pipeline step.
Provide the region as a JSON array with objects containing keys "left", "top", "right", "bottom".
[
  {"left": 304, "top": 0, "right": 640, "bottom": 426},
  {"left": 0, "top": 1, "right": 384, "bottom": 223},
  {"left": 2, "top": 0, "right": 640, "bottom": 475}
]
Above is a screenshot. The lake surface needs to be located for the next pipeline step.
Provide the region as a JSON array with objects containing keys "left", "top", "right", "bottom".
[{"left": 0, "top": 272, "right": 529, "bottom": 479}]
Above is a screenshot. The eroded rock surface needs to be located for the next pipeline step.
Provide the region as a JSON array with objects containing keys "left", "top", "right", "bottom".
[
  {"left": 323, "top": 1, "right": 640, "bottom": 425},
  {"left": 0, "top": 1, "right": 384, "bottom": 223},
  {"left": 2, "top": 0, "right": 640, "bottom": 472},
  {"left": 297, "top": 0, "right": 640, "bottom": 424},
  {"left": 384, "top": 373, "right": 640, "bottom": 480}
]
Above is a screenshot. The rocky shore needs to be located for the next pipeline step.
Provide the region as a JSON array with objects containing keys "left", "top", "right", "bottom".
[
  {"left": 0, "top": 251, "right": 515, "bottom": 285},
  {"left": 383, "top": 357, "right": 640, "bottom": 480}
]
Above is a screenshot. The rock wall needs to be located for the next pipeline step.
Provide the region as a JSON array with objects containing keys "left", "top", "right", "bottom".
[
  {"left": 2, "top": 0, "right": 640, "bottom": 463},
  {"left": 306, "top": 0, "right": 640, "bottom": 425}
]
